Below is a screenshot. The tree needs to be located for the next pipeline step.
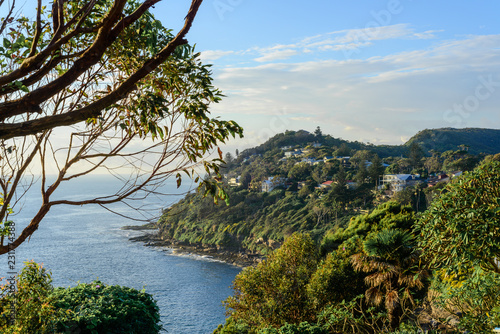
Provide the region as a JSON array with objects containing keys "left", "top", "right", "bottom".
[
  {"left": 367, "top": 154, "right": 384, "bottom": 185},
  {"left": 287, "top": 162, "right": 311, "bottom": 181},
  {"left": 314, "top": 126, "right": 323, "bottom": 142},
  {"left": 416, "top": 161, "right": 500, "bottom": 274},
  {"left": 408, "top": 142, "right": 424, "bottom": 169},
  {"left": 351, "top": 229, "right": 428, "bottom": 330},
  {"left": 0, "top": 0, "right": 243, "bottom": 255},
  {"left": 224, "top": 233, "right": 319, "bottom": 329},
  {"left": 354, "top": 162, "right": 368, "bottom": 186}
]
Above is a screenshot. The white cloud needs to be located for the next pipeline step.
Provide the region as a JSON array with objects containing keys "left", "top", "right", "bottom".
[
  {"left": 206, "top": 24, "right": 439, "bottom": 65},
  {"left": 254, "top": 49, "right": 299, "bottom": 62},
  {"left": 199, "top": 50, "right": 234, "bottom": 61},
  {"left": 212, "top": 34, "right": 500, "bottom": 147}
]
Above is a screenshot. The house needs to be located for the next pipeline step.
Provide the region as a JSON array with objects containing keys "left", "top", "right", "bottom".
[
  {"left": 346, "top": 180, "right": 358, "bottom": 189},
  {"left": 320, "top": 181, "right": 333, "bottom": 189},
  {"left": 380, "top": 174, "right": 421, "bottom": 192},
  {"left": 335, "top": 156, "right": 351, "bottom": 168},
  {"left": 228, "top": 176, "right": 241, "bottom": 187},
  {"left": 299, "top": 157, "right": 317, "bottom": 165},
  {"left": 262, "top": 176, "right": 286, "bottom": 192},
  {"left": 427, "top": 173, "right": 448, "bottom": 187},
  {"left": 427, "top": 171, "right": 462, "bottom": 187},
  {"left": 285, "top": 150, "right": 302, "bottom": 158}
]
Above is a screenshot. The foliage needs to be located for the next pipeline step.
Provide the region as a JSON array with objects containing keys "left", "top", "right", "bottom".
[
  {"left": 415, "top": 160, "right": 500, "bottom": 275},
  {"left": 0, "top": 261, "right": 59, "bottom": 333},
  {"left": 316, "top": 295, "right": 390, "bottom": 334},
  {"left": 0, "top": 0, "right": 243, "bottom": 255},
  {"left": 258, "top": 322, "right": 328, "bottom": 334},
  {"left": 158, "top": 187, "right": 341, "bottom": 254},
  {"left": 0, "top": 262, "right": 161, "bottom": 334},
  {"left": 306, "top": 251, "right": 365, "bottom": 311},
  {"left": 323, "top": 201, "right": 415, "bottom": 248},
  {"left": 351, "top": 229, "right": 428, "bottom": 330},
  {"left": 214, "top": 317, "right": 251, "bottom": 334},
  {"left": 224, "top": 233, "right": 320, "bottom": 329},
  {"left": 431, "top": 269, "right": 500, "bottom": 332},
  {"left": 51, "top": 281, "right": 161, "bottom": 334}
]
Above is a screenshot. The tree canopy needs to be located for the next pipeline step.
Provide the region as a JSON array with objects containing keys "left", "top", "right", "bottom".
[
  {"left": 416, "top": 160, "right": 500, "bottom": 274},
  {"left": 0, "top": 0, "right": 242, "bottom": 255}
]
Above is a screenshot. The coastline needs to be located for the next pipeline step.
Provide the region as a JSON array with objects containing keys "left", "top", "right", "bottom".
[{"left": 123, "top": 227, "right": 262, "bottom": 268}]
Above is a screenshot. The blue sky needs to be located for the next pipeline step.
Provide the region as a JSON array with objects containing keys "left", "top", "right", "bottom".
[{"left": 151, "top": 0, "right": 500, "bottom": 152}]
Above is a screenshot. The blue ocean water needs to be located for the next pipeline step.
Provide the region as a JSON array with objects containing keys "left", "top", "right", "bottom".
[{"left": 1, "top": 175, "right": 240, "bottom": 333}]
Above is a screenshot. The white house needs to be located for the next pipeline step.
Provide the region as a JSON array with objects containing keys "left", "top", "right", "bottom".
[
  {"left": 262, "top": 176, "right": 286, "bottom": 192},
  {"left": 380, "top": 174, "right": 421, "bottom": 192}
]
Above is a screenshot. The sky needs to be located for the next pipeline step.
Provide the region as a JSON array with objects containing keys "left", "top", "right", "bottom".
[
  {"left": 6, "top": 0, "right": 500, "bottom": 152},
  {"left": 150, "top": 0, "right": 500, "bottom": 152}
]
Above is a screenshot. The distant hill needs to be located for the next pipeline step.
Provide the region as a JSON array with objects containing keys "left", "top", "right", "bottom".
[
  {"left": 405, "top": 128, "right": 500, "bottom": 155},
  {"left": 240, "top": 128, "right": 500, "bottom": 158}
]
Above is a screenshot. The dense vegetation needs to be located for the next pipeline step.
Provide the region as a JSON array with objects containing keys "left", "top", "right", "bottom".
[
  {"left": 406, "top": 128, "right": 500, "bottom": 155},
  {"left": 214, "top": 160, "right": 500, "bottom": 333},
  {"left": 157, "top": 127, "right": 498, "bottom": 255},
  {"left": 0, "top": 262, "right": 162, "bottom": 334}
]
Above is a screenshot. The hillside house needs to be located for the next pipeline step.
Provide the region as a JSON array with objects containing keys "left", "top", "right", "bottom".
[
  {"left": 427, "top": 171, "right": 462, "bottom": 187},
  {"left": 320, "top": 181, "right": 333, "bottom": 189},
  {"left": 285, "top": 150, "right": 302, "bottom": 158},
  {"left": 228, "top": 176, "right": 241, "bottom": 187},
  {"left": 262, "top": 176, "right": 286, "bottom": 192},
  {"left": 380, "top": 174, "right": 421, "bottom": 192},
  {"left": 335, "top": 156, "right": 351, "bottom": 168}
]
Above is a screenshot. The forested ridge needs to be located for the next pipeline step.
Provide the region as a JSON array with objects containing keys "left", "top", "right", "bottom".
[{"left": 156, "top": 127, "right": 499, "bottom": 255}]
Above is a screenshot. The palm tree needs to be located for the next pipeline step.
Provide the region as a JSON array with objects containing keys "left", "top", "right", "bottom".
[{"left": 351, "top": 229, "right": 428, "bottom": 330}]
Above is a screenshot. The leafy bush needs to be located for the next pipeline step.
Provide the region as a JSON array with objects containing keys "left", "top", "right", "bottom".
[
  {"left": 258, "top": 322, "right": 328, "bottom": 334},
  {"left": 0, "top": 262, "right": 162, "bottom": 334},
  {"left": 306, "top": 251, "right": 364, "bottom": 311},
  {"left": 213, "top": 316, "right": 250, "bottom": 334},
  {"left": 224, "top": 233, "right": 319, "bottom": 329},
  {"left": 0, "top": 261, "right": 59, "bottom": 334},
  {"left": 416, "top": 160, "right": 500, "bottom": 275},
  {"left": 431, "top": 269, "right": 500, "bottom": 333},
  {"left": 52, "top": 281, "right": 162, "bottom": 334}
]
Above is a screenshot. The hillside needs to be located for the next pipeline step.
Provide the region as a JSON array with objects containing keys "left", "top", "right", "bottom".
[
  {"left": 148, "top": 127, "right": 499, "bottom": 260},
  {"left": 405, "top": 127, "right": 500, "bottom": 155},
  {"left": 239, "top": 127, "right": 500, "bottom": 159}
]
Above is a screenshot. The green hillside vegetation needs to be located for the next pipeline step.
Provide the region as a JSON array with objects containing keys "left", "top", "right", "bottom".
[
  {"left": 157, "top": 127, "right": 498, "bottom": 256},
  {"left": 158, "top": 187, "right": 354, "bottom": 255},
  {"left": 215, "top": 161, "right": 500, "bottom": 333},
  {"left": 405, "top": 127, "right": 500, "bottom": 155},
  {"left": 238, "top": 127, "right": 500, "bottom": 160}
]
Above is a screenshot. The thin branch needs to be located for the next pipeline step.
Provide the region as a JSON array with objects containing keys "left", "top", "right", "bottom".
[{"left": 28, "top": 0, "right": 43, "bottom": 57}]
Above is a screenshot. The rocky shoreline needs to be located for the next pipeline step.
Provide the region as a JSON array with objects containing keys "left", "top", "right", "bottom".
[{"left": 123, "top": 227, "right": 263, "bottom": 267}]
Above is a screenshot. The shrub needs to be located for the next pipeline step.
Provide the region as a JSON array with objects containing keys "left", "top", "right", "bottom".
[
  {"left": 224, "top": 233, "right": 319, "bottom": 329},
  {"left": 0, "top": 262, "right": 162, "bottom": 334},
  {"left": 52, "top": 280, "right": 162, "bottom": 334},
  {"left": 0, "top": 261, "right": 59, "bottom": 334}
]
